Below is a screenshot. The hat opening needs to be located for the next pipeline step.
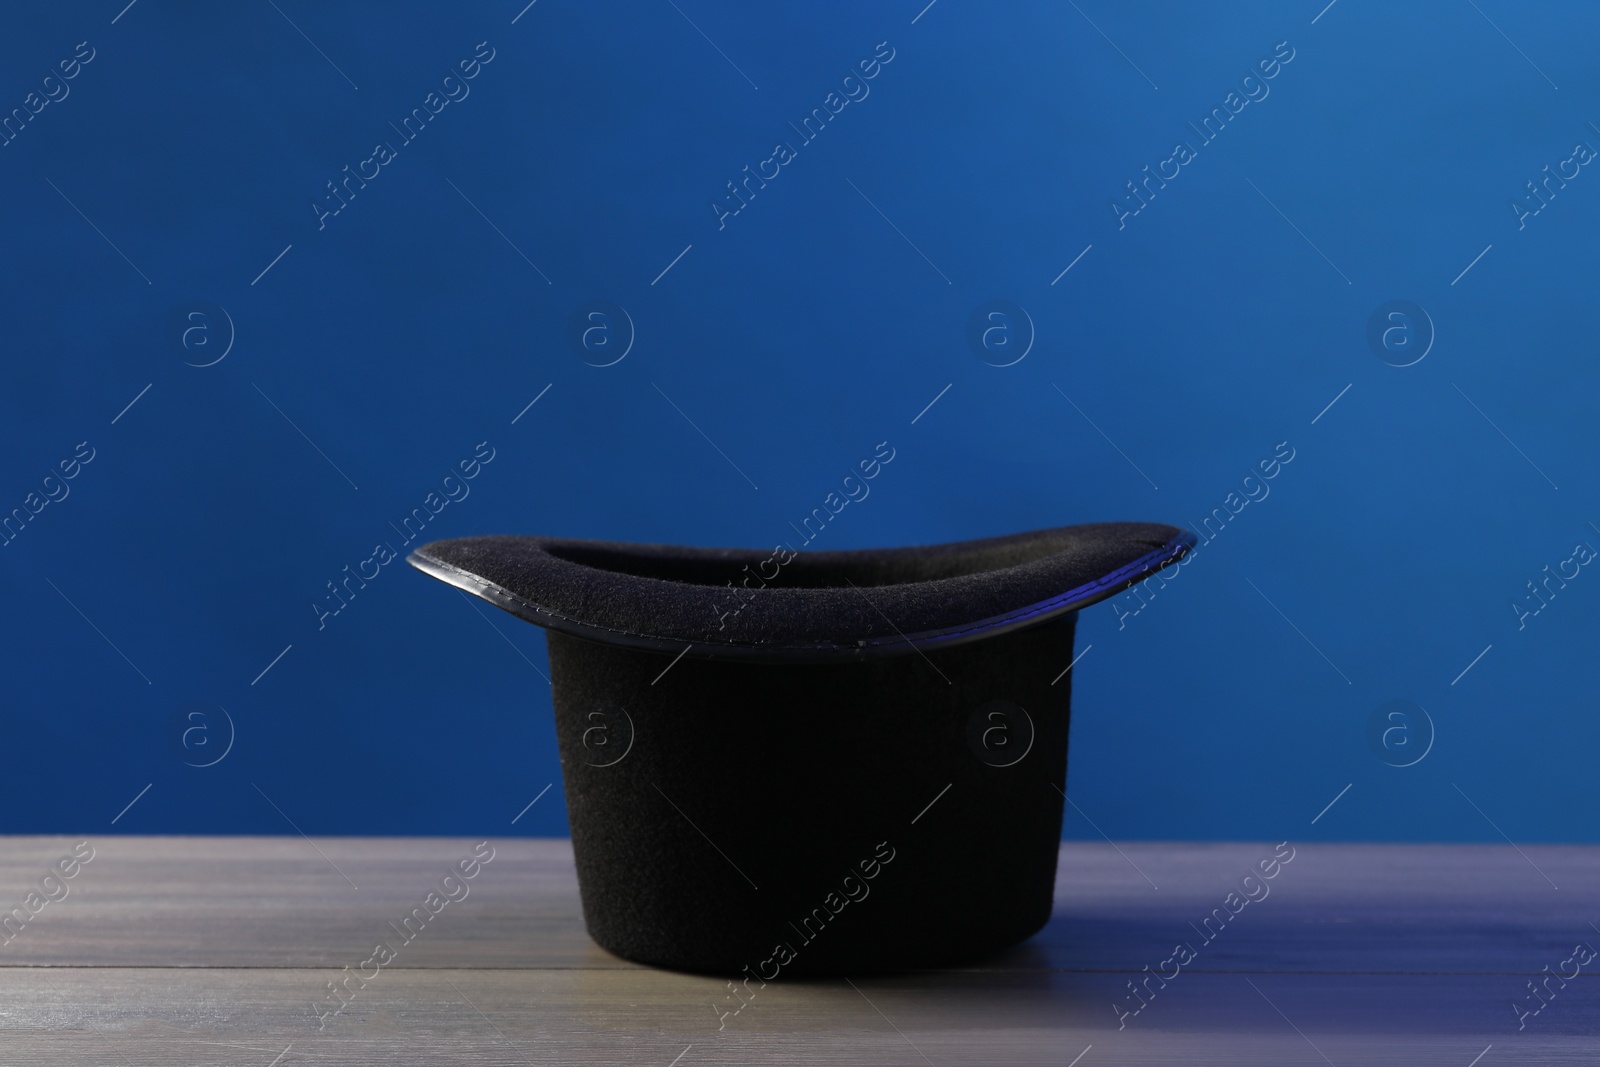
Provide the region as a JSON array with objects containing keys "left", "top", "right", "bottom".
[{"left": 541, "top": 529, "right": 1107, "bottom": 590}]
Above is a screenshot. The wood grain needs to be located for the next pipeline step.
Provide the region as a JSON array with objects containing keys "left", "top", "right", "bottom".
[{"left": 0, "top": 836, "right": 1593, "bottom": 1063}]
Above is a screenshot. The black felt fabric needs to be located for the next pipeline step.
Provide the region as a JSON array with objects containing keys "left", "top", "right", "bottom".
[
  {"left": 408, "top": 522, "right": 1192, "bottom": 974},
  {"left": 548, "top": 615, "right": 1076, "bottom": 975},
  {"left": 409, "top": 522, "right": 1190, "bottom": 662}
]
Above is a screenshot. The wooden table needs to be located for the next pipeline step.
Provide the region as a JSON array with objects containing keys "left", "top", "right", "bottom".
[{"left": 2, "top": 836, "right": 1596, "bottom": 1064}]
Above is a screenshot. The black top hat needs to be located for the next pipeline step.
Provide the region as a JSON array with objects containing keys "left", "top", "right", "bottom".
[{"left": 410, "top": 522, "right": 1190, "bottom": 976}]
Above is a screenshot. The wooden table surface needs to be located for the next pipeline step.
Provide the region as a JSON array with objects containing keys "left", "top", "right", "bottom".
[{"left": 2, "top": 836, "right": 1596, "bottom": 1064}]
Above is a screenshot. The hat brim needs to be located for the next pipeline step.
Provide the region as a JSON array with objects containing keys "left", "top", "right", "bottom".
[{"left": 408, "top": 522, "right": 1192, "bottom": 663}]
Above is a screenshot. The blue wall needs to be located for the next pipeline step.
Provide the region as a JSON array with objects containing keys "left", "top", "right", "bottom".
[{"left": 4, "top": 1, "right": 1597, "bottom": 843}]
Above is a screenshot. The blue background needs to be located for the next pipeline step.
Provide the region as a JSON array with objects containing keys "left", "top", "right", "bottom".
[{"left": 4, "top": 0, "right": 1596, "bottom": 843}]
